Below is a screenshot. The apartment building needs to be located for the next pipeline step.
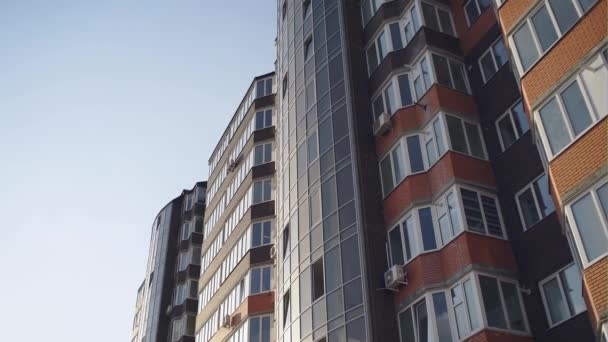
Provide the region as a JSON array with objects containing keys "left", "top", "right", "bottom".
[
  {"left": 131, "top": 182, "right": 207, "bottom": 342},
  {"left": 194, "top": 73, "right": 277, "bottom": 342}
]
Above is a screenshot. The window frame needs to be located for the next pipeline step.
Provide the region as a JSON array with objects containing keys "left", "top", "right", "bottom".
[
  {"left": 458, "top": 185, "right": 506, "bottom": 239},
  {"left": 515, "top": 173, "right": 555, "bottom": 231},
  {"left": 420, "top": 1, "right": 456, "bottom": 36},
  {"left": 565, "top": 178, "right": 608, "bottom": 268},
  {"left": 252, "top": 178, "right": 273, "bottom": 204},
  {"left": 538, "top": 263, "right": 587, "bottom": 328},
  {"left": 509, "top": 0, "right": 589, "bottom": 75},
  {"left": 478, "top": 38, "right": 508, "bottom": 84},
  {"left": 254, "top": 142, "right": 273, "bottom": 166},
  {"left": 379, "top": 133, "right": 430, "bottom": 197},
  {"left": 495, "top": 100, "right": 529, "bottom": 151},
  {"left": 444, "top": 114, "right": 487, "bottom": 160},
  {"left": 252, "top": 220, "right": 272, "bottom": 248},
  {"left": 534, "top": 73, "right": 602, "bottom": 159},
  {"left": 250, "top": 265, "right": 272, "bottom": 295},
  {"left": 476, "top": 273, "right": 530, "bottom": 334}
]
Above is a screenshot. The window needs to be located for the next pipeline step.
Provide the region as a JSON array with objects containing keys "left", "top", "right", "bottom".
[
  {"left": 479, "top": 275, "right": 527, "bottom": 332},
  {"left": 283, "top": 290, "right": 291, "bottom": 326},
  {"left": 253, "top": 179, "right": 272, "bottom": 204},
  {"left": 421, "top": 2, "right": 455, "bottom": 36},
  {"left": 516, "top": 173, "right": 555, "bottom": 230},
  {"left": 282, "top": 73, "right": 288, "bottom": 98},
  {"left": 362, "top": 0, "right": 379, "bottom": 24},
  {"left": 255, "top": 109, "right": 272, "bottom": 130},
  {"left": 181, "top": 221, "right": 191, "bottom": 241},
  {"left": 432, "top": 54, "right": 468, "bottom": 93},
  {"left": 424, "top": 118, "right": 447, "bottom": 165},
  {"left": 252, "top": 221, "right": 272, "bottom": 247},
  {"left": 432, "top": 292, "right": 454, "bottom": 342},
  {"left": 256, "top": 78, "right": 273, "bottom": 98},
  {"left": 254, "top": 143, "right": 272, "bottom": 166},
  {"left": 379, "top": 135, "right": 427, "bottom": 196},
  {"left": 464, "top": 0, "right": 490, "bottom": 26},
  {"left": 389, "top": 22, "right": 404, "bottom": 50},
  {"left": 174, "top": 284, "right": 186, "bottom": 305},
  {"left": 540, "top": 263, "right": 586, "bottom": 327},
  {"left": 450, "top": 279, "right": 481, "bottom": 339},
  {"left": 312, "top": 257, "right": 325, "bottom": 301},
  {"left": 445, "top": 115, "right": 485, "bottom": 159},
  {"left": 398, "top": 298, "right": 430, "bottom": 342},
  {"left": 536, "top": 63, "right": 607, "bottom": 157},
  {"left": 251, "top": 266, "right": 272, "bottom": 294},
  {"left": 282, "top": 225, "right": 290, "bottom": 258},
  {"left": 184, "top": 194, "right": 193, "bottom": 211},
  {"left": 496, "top": 100, "right": 529, "bottom": 150},
  {"left": 249, "top": 316, "right": 271, "bottom": 342},
  {"left": 367, "top": 29, "right": 390, "bottom": 74},
  {"left": 479, "top": 39, "right": 508, "bottom": 83},
  {"left": 437, "top": 191, "right": 463, "bottom": 245},
  {"left": 460, "top": 188, "right": 503, "bottom": 237},
  {"left": 511, "top": 0, "right": 596, "bottom": 73},
  {"left": 566, "top": 180, "right": 608, "bottom": 266},
  {"left": 372, "top": 74, "right": 415, "bottom": 119}
]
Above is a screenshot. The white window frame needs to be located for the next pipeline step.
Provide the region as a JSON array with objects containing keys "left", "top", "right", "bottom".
[
  {"left": 379, "top": 133, "right": 430, "bottom": 197},
  {"left": 250, "top": 266, "right": 272, "bottom": 295},
  {"left": 509, "top": 0, "right": 589, "bottom": 75},
  {"left": 515, "top": 173, "right": 555, "bottom": 231},
  {"left": 495, "top": 99, "right": 529, "bottom": 151},
  {"left": 420, "top": 1, "right": 456, "bottom": 36},
  {"left": 464, "top": 0, "right": 490, "bottom": 27},
  {"left": 457, "top": 184, "right": 506, "bottom": 239},
  {"left": 478, "top": 38, "right": 508, "bottom": 84},
  {"left": 565, "top": 178, "right": 608, "bottom": 268},
  {"left": 534, "top": 74, "right": 603, "bottom": 160},
  {"left": 429, "top": 52, "right": 471, "bottom": 94},
  {"left": 252, "top": 220, "right": 273, "bottom": 247},
  {"left": 182, "top": 221, "right": 192, "bottom": 241},
  {"left": 539, "top": 263, "right": 587, "bottom": 328},
  {"left": 252, "top": 179, "right": 273, "bottom": 204},
  {"left": 449, "top": 275, "right": 483, "bottom": 340},
  {"left": 444, "top": 114, "right": 488, "bottom": 160},
  {"left": 254, "top": 142, "right": 273, "bottom": 166}
]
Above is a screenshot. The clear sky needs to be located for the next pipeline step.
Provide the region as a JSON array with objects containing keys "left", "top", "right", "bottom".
[{"left": 0, "top": 1, "right": 276, "bottom": 340}]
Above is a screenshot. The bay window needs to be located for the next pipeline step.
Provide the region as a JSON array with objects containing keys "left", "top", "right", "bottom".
[
  {"left": 496, "top": 100, "right": 529, "bottom": 151},
  {"left": 516, "top": 173, "right": 555, "bottom": 230},
  {"left": 540, "top": 263, "right": 586, "bottom": 327},
  {"left": 536, "top": 50, "right": 607, "bottom": 158},
  {"left": 511, "top": 0, "right": 598, "bottom": 73},
  {"left": 566, "top": 179, "right": 608, "bottom": 266}
]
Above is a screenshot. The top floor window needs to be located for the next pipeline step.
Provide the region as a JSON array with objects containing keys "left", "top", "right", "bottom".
[
  {"left": 256, "top": 77, "right": 273, "bottom": 98},
  {"left": 510, "top": 0, "right": 597, "bottom": 74}
]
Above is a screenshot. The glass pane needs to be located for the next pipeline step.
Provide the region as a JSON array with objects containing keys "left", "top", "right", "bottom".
[
  {"left": 480, "top": 52, "right": 497, "bottom": 81},
  {"left": 421, "top": 58, "right": 432, "bottom": 90},
  {"left": 560, "top": 81, "right": 593, "bottom": 135},
  {"left": 251, "top": 269, "right": 261, "bottom": 294},
  {"left": 344, "top": 278, "right": 363, "bottom": 310},
  {"left": 422, "top": 3, "right": 440, "bottom": 31},
  {"left": 598, "top": 183, "right": 608, "bottom": 220},
  {"left": 461, "top": 189, "right": 485, "bottom": 233},
  {"left": 373, "top": 96, "right": 385, "bottom": 118},
  {"left": 434, "top": 120, "right": 446, "bottom": 155},
  {"left": 253, "top": 223, "right": 262, "bottom": 247},
  {"left": 560, "top": 264, "right": 586, "bottom": 317},
  {"left": 433, "top": 54, "right": 452, "bottom": 88},
  {"left": 543, "top": 277, "right": 570, "bottom": 325},
  {"left": 449, "top": 61, "right": 468, "bottom": 93},
  {"left": 448, "top": 193, "right": 463, "bottom": 234},
  {"left": 446, "top": 116, "right": 468, "bottom": 154},
  {"left": 419, "top": 207, "right": 437, "bottom": 250},
  {"left": 539, "top": 98, "right": 571, "bottom": 154},
  {"left": 519, "top": 188, "right": 541, "bottom": 228},
  {"left": 414, "top": 76, "right": 424, "bottom": 100},
  {"left": 492, "top": 39, "right": 509, "bottom": 67},
  {"left": 341, "top": 236, "right": 361, "bottom": 282},
  {"left": 385, "top": 83, "right": 397, "bottom": 115},
  {"left": 399, "top": 308, "right": 416, "bottom": 342},
  {"left": 416, "top": 299, "right": 429, "bottom": 342},
  {"left": 465, "top": 1, "right": 480, "bottom": 24},
  {"left": 433, "top": 293, "right": 454, "bottom": 342},
  {"left": 398, "top": 74, "right": 413, "bottom": 107},
  {"left": 549, "top": 0, "right": 579, "bottom": 33},
  {"left": 578, "top": 0, "right": 596, "bottom": 11},
  {"left": 251, "top": 316, "right": 261, "bottom": 342},
  {"left": 479, "top": 275, "right": 507, "bottom": 329},
  {"left": 437, "top": 9, "right": 454, "bottom": 36},
  {"left": 531, "top": 6, "right": 559, "bottom": 52},
  {"left": 482, "top": 196, "right": 502, "bottom": 236},
  {"left": 439, "top": 214, "right": 452, "bottom": 245},
  {"left": 513, "top": 23, "right": 540, "bottom": 71},
  {"left": 404, "top": 217, "right": 416, "bottom": 260},
  {"left": 380, "top": 156, "right": 394, "bottom": 195},
  {"left": 312, "top": 258, "right": 325, "bottom": 300},
  {"left": 262, "top": 317, "right": 271, "bottom": 342},
  {"left": 498, "top": 114, "right": 517, "bottom": 148},
  {"left": 390, "top": 227, "right": 405, "bottom": 265},
  {"left": 377, "top": 31, "right": 388, "bottom": 59},
  {"left": 465, "top": 122, "right": 485, "bottom": 158},
  {"left": 407, "top": 135, "right": 424, "bottom": 173},
  {"left": 390, "top": 23, "right": 403, "bottom": 50},
  {"left": 511, "top": 101, "right": 530, "bottom": 135},
  {"left": 451, "top": 285, "right": 470, "bottom": 338},
  {"left": 367, "top": 43, "right": 379, "bottom": 72},
  {"left": 326, "top": 288, "right": 343, "bottom": 320},
  {"left": 464, "top": 280, "right": 481, "bottom": 330},
  {"left": 404, "top": 22, "right": 414, "bottom": 42},
  {"left": 411, "top": 6, "right": 421, "bottom": 31},
  {"left": 426, "top": 139, "right": 437, "bottom": 165},
  {"left": 533, "top": 174, "right": 555, "bottom": 217},
  {"left": 501, "top": 281, "right": 526, "bottom": 331},
  {"left": 571, "top": 193, "right": 608, "bottom": 262},
  {"left": 256, "top": 112, "right": 264, "bottom": 130}
]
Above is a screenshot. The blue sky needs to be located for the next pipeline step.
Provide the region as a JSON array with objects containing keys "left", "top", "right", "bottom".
[{"left": 0, "top": 1, "right": 276, "bottom": 340}]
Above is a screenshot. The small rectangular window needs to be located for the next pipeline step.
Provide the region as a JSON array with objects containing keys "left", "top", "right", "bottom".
[
  {"left": 479, "top": 275, "right": 527, "bottom": 332},
  {"left": 516, "top": 173, "right": 555, "bottom": 230},
  {"left": 541, "top": 263, "right": 586, "bottom": 326},
  {"left": 496, "top": 100, "right": 529, "bottom": 151},
  {"left": 304, "top": 36, "right": 314, "bottom": 61},
  {"left": 418, "top": 207, "right": 437, "bottom": 251},
  {"left": 464, "top": 0, "right": 490, "bottom": 26},
  {"left": 253, "top": 179, "right": 272, "bottom": 204},
  {"left": 389, "top": 22, "right": 403, "bottom": 50},
  {"left": 312, "top": 258, "right": 325, "bottom": 300}
]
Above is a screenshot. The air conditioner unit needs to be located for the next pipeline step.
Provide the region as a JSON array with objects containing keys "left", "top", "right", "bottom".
[
  {"left": 269, "top": 245, "right": 276, "bottom": 260},
  {"left": 222, "top": 314, "right": 232, "bottom": 328},
  {"left": 373, "top": 112, "right": 392, "bottom": 136},
  {"left": 384, "top": 265, "right": 407, "bottom": 290}
]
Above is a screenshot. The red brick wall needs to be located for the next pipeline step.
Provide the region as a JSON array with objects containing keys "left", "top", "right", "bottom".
[
  {"left": 395, "top": 232, "right": 516, "bottom": 303},
  {"left": 583, "top": 257, "right": 608, "bottom": 331},
  {"left": 466, "top": 329, "right": 534, "bottom": 342},
  {"left": 383, "top": 152, "right": 496, "bottom": 225}
]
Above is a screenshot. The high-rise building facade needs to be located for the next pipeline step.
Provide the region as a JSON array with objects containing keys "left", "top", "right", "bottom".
[
  {"left": 131, "top": 182, "right": 207, "bottom": 342},
  {"left": 133, "top": 1, "right": 607, "bottom": 341}
]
